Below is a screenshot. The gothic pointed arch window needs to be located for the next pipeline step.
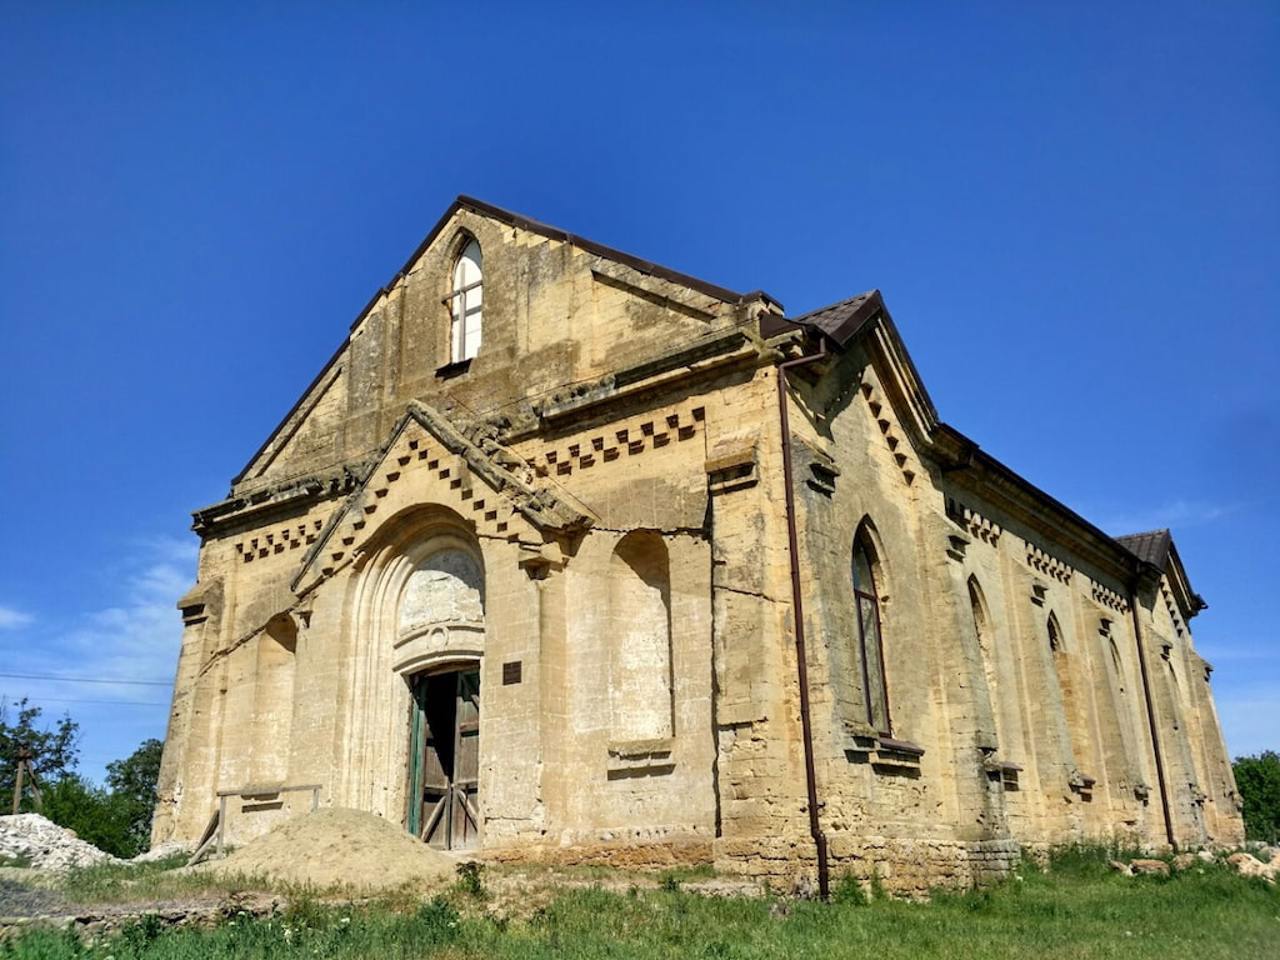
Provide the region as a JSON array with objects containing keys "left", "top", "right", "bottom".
[
  {"left": 449, "top": 237, "right": 483, "bottom": 363},
  {"left": 852, "top": 523, "right": 891, "bottom": 734},
  {"left": 968, "top": 576, "right": 998, "bottom": 706},
  {"left": 1047, "top": 610, "right": 1087, "bottom": 768},
  {"left": 1047, "top": 612, "right": 1064, "bottom": 653}
]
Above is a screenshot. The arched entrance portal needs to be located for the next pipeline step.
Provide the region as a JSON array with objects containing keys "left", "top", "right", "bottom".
[
  {"left": 393, "top": 542, "right": 484, "bottom": 850},
  {"left": 344, "top": 507, "right": 487, "bottom": 851}
]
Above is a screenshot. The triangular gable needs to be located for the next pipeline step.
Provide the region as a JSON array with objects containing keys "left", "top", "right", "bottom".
[
  {"left": 766, "top": 289, "right": 941, "bottom": 441},
  {"left": 234, "top": 195, "right": 780, "bottom": 488},
  {"left": 1117, "top": 529, "right": 1206, "bottom": 621},
  {"left": 291, "top": 400, "right": 593, "bottom": 594}
]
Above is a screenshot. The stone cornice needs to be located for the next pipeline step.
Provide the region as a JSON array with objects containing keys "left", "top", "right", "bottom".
[{"left": 191, "top": 466, "right": 360, "bottom": 538}]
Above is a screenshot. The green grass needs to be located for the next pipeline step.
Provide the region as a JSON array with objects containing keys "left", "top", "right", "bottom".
[
  {"left": 3, "top": 850, "right": 1277, "bottom": 959},
  {"left": 52, "top": 855, "right": 260, "bottom": 905}
]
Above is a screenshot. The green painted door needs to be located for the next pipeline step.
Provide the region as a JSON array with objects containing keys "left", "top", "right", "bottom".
[{"left": 406, "top": 668, "right": 480, "bottom": 850}]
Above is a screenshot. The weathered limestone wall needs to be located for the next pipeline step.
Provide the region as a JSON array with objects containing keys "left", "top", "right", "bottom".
[{"left": 769, "top": 339, "right": 1241, "bottom": 877}]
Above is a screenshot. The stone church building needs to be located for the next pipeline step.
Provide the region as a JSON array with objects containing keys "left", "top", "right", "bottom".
[{"left": 154, "top": 196, "right": 1243, "bottom": 892}]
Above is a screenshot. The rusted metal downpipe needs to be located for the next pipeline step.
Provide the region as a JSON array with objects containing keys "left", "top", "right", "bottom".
[
  {"left": 776, "top": 337, "right": 830, "bottom": 899},
  {"left": 1128, "top": 583, "right": 1176, "bottom": 849}
]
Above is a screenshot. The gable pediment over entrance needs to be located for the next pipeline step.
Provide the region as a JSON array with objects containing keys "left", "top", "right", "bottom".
[{"left": 291, "top": 400, "right": 593, "bottom": 594}]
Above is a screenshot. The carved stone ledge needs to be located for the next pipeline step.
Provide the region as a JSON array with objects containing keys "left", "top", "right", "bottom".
[
  {"left": 706, "top": 444, "right": 758, "bottom": 495},
  {"left": 844, "top": 730, "right": 925, "bottom": 775},
  {"left": 1068, "top": 769, "right": 1096, "bottom": 800},
  {"left": 606, "top": 738, "right": 675, "bottom": 778},
  {"left": 983, "top": 756, "right": 1023, "bottom": 791}
]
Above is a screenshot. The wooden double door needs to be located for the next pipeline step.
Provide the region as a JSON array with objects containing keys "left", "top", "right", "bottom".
[{"left": 407, "top": 667, "right": 480, "bottom": 850}]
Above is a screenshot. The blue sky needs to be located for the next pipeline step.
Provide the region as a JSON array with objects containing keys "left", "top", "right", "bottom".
[{"left": 1, "top": 2, "right": 1276, "bottom": 783}]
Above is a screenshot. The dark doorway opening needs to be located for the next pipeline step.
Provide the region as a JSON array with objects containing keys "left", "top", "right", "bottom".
[{"left": 406, "top": 667, "right": 480, "bottom": 850}]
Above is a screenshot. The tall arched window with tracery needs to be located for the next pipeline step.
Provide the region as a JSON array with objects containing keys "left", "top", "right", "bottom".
[
  {"left": 449, "top": 238, "right": 483, "bottom": 363},
  {"left": 852, "top": 525, "right": 891, "bottom": 734}
]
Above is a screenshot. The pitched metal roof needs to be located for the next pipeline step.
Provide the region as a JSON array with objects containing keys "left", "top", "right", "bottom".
[
  {"left": 1116, "top": 529, "right": 1174, "bottom": 569},
  {"left": 759, "top": 290, "right": 881, "bottom": 344}
]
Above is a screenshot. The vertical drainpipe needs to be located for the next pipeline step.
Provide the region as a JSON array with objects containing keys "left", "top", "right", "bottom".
[
  {"left": 1129, "top": 580, "right": 1176, "bottom": 850},
  {"left": 775, "top": 337, "right": 830, "bottom": 899}
]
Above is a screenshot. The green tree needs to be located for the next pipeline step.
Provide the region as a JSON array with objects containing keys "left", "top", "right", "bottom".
[
  {"left": 0, "top": 697, "right": 79, "bottom": 811},
  {"left": 41, "top": 775, "right": 137, "bottom": 858},
  {"left": 105, "top": 737, "right": 164, "bottom": 854},
  {"left": 1233, "top": 751, "right": 1280, "bottom": 843}
]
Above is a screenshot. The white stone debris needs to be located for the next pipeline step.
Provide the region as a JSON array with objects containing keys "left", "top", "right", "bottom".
[{"left": 0, "top": 814, "right": 121, "bottom": 871}]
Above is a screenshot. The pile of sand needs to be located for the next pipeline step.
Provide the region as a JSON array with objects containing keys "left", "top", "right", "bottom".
[{"left": 198, "top": 807, "right": 454, "bottom": 892}]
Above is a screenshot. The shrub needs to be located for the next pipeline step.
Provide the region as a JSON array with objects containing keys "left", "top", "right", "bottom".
[
  {"left": 832, "top": 873, "right": 869, "bottom": 905},
  {"left": 1233, "top": 751, "right": 1280, "bottom": 842}
]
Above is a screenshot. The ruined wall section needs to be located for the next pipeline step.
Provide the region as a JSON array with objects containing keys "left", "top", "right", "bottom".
[
  {"left": 781, "top": 345, "right": 1020, "bottom": 895},
  {"left": 771, "top": 334, "right": 1226, "bottom": 884},
  {"left": 503, "top": 384, "right": 724, "bottom": 850},
  {"left": 154, "top": 494, "right": 346, "bottom": 844},
  {"left": 1142, "top": 577, "right": 1243, "bottom": 846},
  {"left": 922, "top": 475, "right": 1169, "bottom": 850},
  {"left": 703, "top": 365, "right": 823, "bottom": 875}
]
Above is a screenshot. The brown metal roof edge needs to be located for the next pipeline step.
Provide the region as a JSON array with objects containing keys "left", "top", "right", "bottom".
[
  {"left": 795, "top": 287, "right": 1171, "bottom": 589},
  {"left": 761, "top": 290, "right": 881, "bottom": 342},
  {"left": 458, "top": 196, "right": 783, "bottom": 310},
  {"left": 1162, "top": 537, "right": 1208, "bottom": 618},
  {"left": 936, "top": 422, "right": 1167, "bottom": 583},
  {"left": 874, "top": 299, "right": 941, "bottom": 427}
]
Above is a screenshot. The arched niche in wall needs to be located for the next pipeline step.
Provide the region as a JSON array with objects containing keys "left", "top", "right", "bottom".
[
  {"left": 252, "top": 613, "right": 298, "bottom": 785},
  {"left": 388, "top": 533, "right": 486, "bottom": 676},
  {"left": 607, "top": 531, "right": 673, "bottom": 742}
]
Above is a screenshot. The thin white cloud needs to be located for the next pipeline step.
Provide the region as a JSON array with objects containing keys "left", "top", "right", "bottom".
[
  {"left": 0, "top": 535, "right": 199, "bottom": 782},
  {"left": 68, "top": 537, "right": 197, "bottom": 689},
  {"left": 0, "top": 605, "right": 33, "bottom": 629},
  {"left": 1094, "top": 499, "right": 1244, "bottom": 537},
  {"left": 9, "top": 535, "right": 197, "bottom": 699}
]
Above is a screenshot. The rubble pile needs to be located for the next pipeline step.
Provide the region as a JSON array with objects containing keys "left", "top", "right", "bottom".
[{"left": 0, "top": 815, "right": 120, "bottom": 872}]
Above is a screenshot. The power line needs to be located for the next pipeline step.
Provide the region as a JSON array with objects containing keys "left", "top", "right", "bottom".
[
  {"left": 0, "top": 695, "right": 167, "bottom": 707},
  {"left": 0, "top": 672, "right": 171, "bottom": 687}
]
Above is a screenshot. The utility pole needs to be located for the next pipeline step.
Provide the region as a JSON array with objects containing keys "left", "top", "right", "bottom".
[{"left": 11, "top": 746, "right": 39, "bottom": 815}]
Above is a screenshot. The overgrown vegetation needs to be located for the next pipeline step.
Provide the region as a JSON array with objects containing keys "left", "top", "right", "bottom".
[
  {"left": 1233, "top": 750, "right": 1280, "bottom": 843},
  {"left": 3, "top": 847, "right": 1276, "bottom": 959},
  {"left": 1, "top": 699, "right": 162, "bottom": 859}
]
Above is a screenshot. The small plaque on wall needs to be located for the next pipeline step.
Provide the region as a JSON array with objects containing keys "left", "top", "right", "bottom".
[{"left": 502, "top": 660, "right": 522, "bottom": 685}]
